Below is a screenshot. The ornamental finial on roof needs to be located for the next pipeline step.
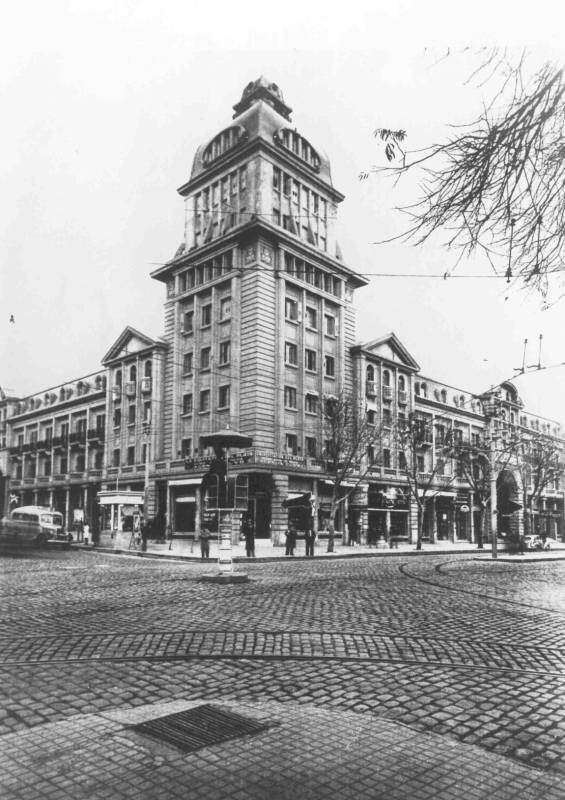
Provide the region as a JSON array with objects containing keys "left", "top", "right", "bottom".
[{"left": 232, "top": 76, "right": 292, "bottom": 120}]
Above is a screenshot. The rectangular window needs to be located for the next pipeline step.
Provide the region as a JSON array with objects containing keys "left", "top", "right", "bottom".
[
  {"left": 201, "top": 304, "right": 212, "bottom": 327},
  {"left": 383, "top": 408, "right": 392, "bottom": 428},
  {"left": 218, "top": 341, "right": 230, "bottom": 365},
  {"left": 304, "top": 349, "right": 317, "bottom": 372},
  {"left": 200, "top": 390, "right": 210, "bottom": 412},
  {"left": 305, "top": 306, "right": 317, "bottom": 329},
  {"left": 399, "top": 452, "right": 407, "bottom": 470},
  {"left": 273, "top": 166, "right": 280, "bottom": 190},
  {"left": 112, "top": 449, "right": 120, "bottom": 468},
  {"left": 220, "top": 297, "right": 231, "bottom": 320},
  {"left": 285, "top": 297, "right": 298, "bottom": 322},
  {"left": 95, "top": 415, "right": 105, "bottom": 433},
  {"left": 383, "top": 448, "right": 391, "bottom": 468},
  {"left": 183, "top": 309, "right": 194, "bottom": 334},
  {"left": 143, "top": 402, "right": 151, "bottom": 423},
  {"left": 94, "top": 451, "right": 104, "bottom": 469},
  {"left": 45, "top": 426, "right": 53, "bottom": 443},
  {"left": 324, "top": 314, "right": 336, "bottom": 336},
  {"left": 127, "top": 446, "right": 135, "bottom": 466},
  {"left": 285, "top": 342, "right": 297, "bottom": 366},
  {"left": 305, "top": 394, "right": 318, "bottom": 414},
  {"left": 367, "top": 409, "right": 376, "bottom": 425},
  {"left": 285, "top": 433, "right": 298, "bottom": 455},
  {"left": 182, "top": 393, "right": 193, "bottom": 415},
  {"left": 305, "top": 437, "right": 317, "bottom": 457},
  {"left": 181, "top": 437, "right": 192, "bottom": 458},
  {"left": 128, "top": 405, "right": 136, "bottom": 426},
  {"left": 113, "top": 408, "right": 121, "bottom": 428},
  {"left": 284, "top": 386, "right": 297, "bottom": 409},
  {"left": 218, "top": 385, "right": 230, "bottom": 409},
  {"left": 183, "top": 352, "right": 193, "bottom": 374},
  {"left": 200, "top": 347, "right": 211, "bottom": 370},
  {"left": 60, "top": 455, "right": 68, "bottom": 474},
  {"left": 324, "top": 355, "right": 335, "bottom": 378},
  {"left": 44, "top": 459, "right": 52, "bottom": 477}
]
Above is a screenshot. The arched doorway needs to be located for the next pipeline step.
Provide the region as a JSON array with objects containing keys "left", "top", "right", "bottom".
[{"left": 496, "top": 469, "right": 520, "bottom": 539}]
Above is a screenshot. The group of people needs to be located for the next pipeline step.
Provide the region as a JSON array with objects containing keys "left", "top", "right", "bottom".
[{"left": 285, "top": 521, "right": 316, "bottom": 557}]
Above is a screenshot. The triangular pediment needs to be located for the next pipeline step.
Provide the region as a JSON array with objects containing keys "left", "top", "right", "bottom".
[
  {"left": 102, "top": 327, "right": 163, "bottom": 364},
  {"left": 356, "top": 333, "right": 420, "bottom": 371}
]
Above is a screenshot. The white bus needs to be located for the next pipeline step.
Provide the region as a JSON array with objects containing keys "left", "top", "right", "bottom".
[{"left": 0, "top": 506, "right": 65, "bottom": 549}]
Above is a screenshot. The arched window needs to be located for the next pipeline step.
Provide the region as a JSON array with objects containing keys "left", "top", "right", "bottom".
[
  {"left": 144, "top": 360, "right": 152, "bottom": 378},
  {"left": 366, "top": 365, "right": 375, "bottom": 382},
  {"left": 129, "top": 365, "right": 137, "bottom": 383},
  {"left": 420, "top": 383, "right": 427, "bottom": 398},
  {"left": 398, "top": 375, "right": 406, "bottom": 391},
  {"left": 415, "top": 382, "right": 420, "bottom": 396},
  {"left": 383, "top": 370, "right": 390, "bottom": 387},
  {"left": 440, "top": 389, "right": 447, "bottom": 403},
  {"left": 115, "top": 370, "right": 122, "bottom": 387}
]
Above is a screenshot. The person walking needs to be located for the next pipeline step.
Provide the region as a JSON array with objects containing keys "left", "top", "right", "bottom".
[
  {"left": 242, "top": 514, "right": 255, "bottom": 558},
  {"left": 304, "top": 519, "right": 316, "bottom": 558},
  {"left": 200, "top": 527, "right": 211, "bottom": 560},
  {"left": 285, "top": 522, "right": 297, "bottom": 556}
]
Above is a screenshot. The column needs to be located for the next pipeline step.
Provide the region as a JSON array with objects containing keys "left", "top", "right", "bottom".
[
  {"left": 48, "top": 490, "right": 54, "bottom": 509},
  {"left": 450, "top": 499, "right": 456, "bottom": 543},
  {"left": 195, "top": 486, "right": 201, "bottom": 539},
  {"left": 469, "top": 491, "right": 475, "bottom": 543},
  {"left": 312, "top": 479, "right": 319, "bottom": 535}
]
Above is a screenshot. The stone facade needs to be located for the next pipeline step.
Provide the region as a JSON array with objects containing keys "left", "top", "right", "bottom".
[{"left": 1, "top": 78, "right": 563, "bottom": 547}]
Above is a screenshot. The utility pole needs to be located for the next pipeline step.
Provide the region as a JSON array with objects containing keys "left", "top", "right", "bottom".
[{"left": 481, "top": 391, "right": 501, "bottom": 560}]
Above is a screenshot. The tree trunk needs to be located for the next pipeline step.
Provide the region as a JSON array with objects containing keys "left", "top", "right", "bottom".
[
  {"left": 415, "top": 501, "right": 424, "bottom": 550},
  {"left": 477, "top": 504, "right": 487, "bottom": 549},
  {"left": 327, "top": 521, "right": 335, "bottom": 553}
]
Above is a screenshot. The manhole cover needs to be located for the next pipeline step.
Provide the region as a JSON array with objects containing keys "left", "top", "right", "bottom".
[{"left": 128, "top": 704, "right": 273, "bottom": 753}]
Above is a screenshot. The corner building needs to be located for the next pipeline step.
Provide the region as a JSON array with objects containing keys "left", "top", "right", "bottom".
[
  {"left": 150, "top": 78, "right": 367, "bottom": 543},
  {"left": 1, "top": 77, "right": 563, "bottom": 548}
]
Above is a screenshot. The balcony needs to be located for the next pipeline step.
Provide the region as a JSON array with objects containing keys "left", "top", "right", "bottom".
[
  {"left": 112, "top": 385, "right": 122, "bottom": 399},
  {"left": 366, "top": 381, "right": 376, "bottom": 397},
  {"left": 125, "top": 382, "right": 136, "bottom": 398},
  {"left": 398, "top": 391, "right": 408, "bottom": 405},
  {"left": 88, "top": 428, "right": 105, "bottom": 442},
  {"left": 69, "top": 431, "right": 87, "bottom": 447},
  {"left": 53, "top": 436, "right": 69, "bottom": 450},
  {"left": 141, "top": 377, "right": 152, "bottom": 394},
  {"left": 382, "top": 386, "right": 393, "bottom": 402},
  {"left": 9, "top": 445, "right": 22, "bottom": 455},
  {"left": 36, "top": 439, "right": 52, "bottom": 452}
]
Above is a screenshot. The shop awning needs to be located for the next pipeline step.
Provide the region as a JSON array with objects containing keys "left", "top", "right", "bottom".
[
  {"left": 283, "top": 492, "right": 312, "bottom": 508},
  {"left": 98, "top": 491, "right": 144, "bottom": 505},
  {"left": 175, "top": 496, "right": 196, "bottom": 503},
  {"left": 169, "top": 478, "right": 202, "bottom": 487}
]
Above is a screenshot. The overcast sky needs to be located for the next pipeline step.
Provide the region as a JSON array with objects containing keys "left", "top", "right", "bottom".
[{"left": 1, "top": 0, "right": 564, "bottom": 423}]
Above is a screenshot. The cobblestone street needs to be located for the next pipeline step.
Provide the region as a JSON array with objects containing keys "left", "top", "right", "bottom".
[{"left": 1, "top": 548, "right": 564, "bottom": 798}]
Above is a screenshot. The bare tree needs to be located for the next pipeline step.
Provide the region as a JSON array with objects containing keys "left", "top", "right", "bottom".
[
  {"left": 509, "top": 430, "right": 562, "bottom": 538},
  {"left": 451, "top": 431, "right": 514, "bottom": 549},
  {"left": 393, "top": 412, "right": 455, "bottom": 550},
  {"left": 321, "top": 392, "right": 383, "bottom": 553},
  {"left": 362, "top": 51, "right": 565, "bottom": 299}
]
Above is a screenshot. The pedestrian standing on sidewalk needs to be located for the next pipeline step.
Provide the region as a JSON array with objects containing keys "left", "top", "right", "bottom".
[
  {"left": 285, "top": 522, "right": 297, "bottom": 556},
  {"left": 242, "top": 514, "right": 255, "bottom": 558},
  {"left": 200, "top": 527, "right": 211, "bottom": 560},
  {"left": 304, "top": 518, "right": 316, "bottom": 558}
]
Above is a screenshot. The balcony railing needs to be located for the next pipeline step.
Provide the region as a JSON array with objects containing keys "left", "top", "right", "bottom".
[
  {"left": 88, "top": 428, "right": 105, "bottom": 441},
  {"left": 382, "top": 386, "right": 393, "bottom": 401},
  {"left": 69, "top": 431, "right": 87, "bottom": 446},
  {"left": 53, "top": 436, "right": 69, "bottom": 449}
]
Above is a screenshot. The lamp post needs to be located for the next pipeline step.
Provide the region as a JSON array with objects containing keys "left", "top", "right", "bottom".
[
  {"left": 481, "top": 392, "right": 501, "bottom": 560},
  {"left": 142, "top": 421, "right": 151, "bottom": 524}
]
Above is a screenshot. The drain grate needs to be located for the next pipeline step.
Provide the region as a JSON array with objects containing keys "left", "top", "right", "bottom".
[{"left": 128, "top": 704, "right": 273, "bottom": 753}]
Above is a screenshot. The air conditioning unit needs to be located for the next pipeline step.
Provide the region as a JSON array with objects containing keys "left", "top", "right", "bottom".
[
  {"left": 125, "top": 382, "right": 136, "bottom": 397},
  {"left": 141, "top": 377, "right": 152, "bottom": 394}
]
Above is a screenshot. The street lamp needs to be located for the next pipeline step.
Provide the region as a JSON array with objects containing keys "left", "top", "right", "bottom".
[
  {"left": 481, "top": 393, "right": 501, "bottom": 560},
  {"left": 142, "top": 420, "right": 151, "bottom": 525}
]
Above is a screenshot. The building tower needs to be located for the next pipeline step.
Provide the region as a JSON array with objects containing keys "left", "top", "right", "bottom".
[{"left": 151, "top": 78, "right": 367, "bottom": 541}]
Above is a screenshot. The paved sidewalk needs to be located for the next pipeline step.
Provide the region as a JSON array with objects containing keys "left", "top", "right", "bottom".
[
  {"left": 76, "top": 537, "right": 565, "bottom": 564},
  {"left": 2, "top": 698, "right": 564, "bottom": 800}
]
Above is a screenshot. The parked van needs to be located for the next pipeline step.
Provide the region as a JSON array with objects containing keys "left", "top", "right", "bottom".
[{"left": 0, "top": 506, "right": 65, "bottom": 549}]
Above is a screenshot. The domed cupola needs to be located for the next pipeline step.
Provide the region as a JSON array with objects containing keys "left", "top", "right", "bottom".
[{"left": 232, "top": 76, "right": 292, "bottom": 120}]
